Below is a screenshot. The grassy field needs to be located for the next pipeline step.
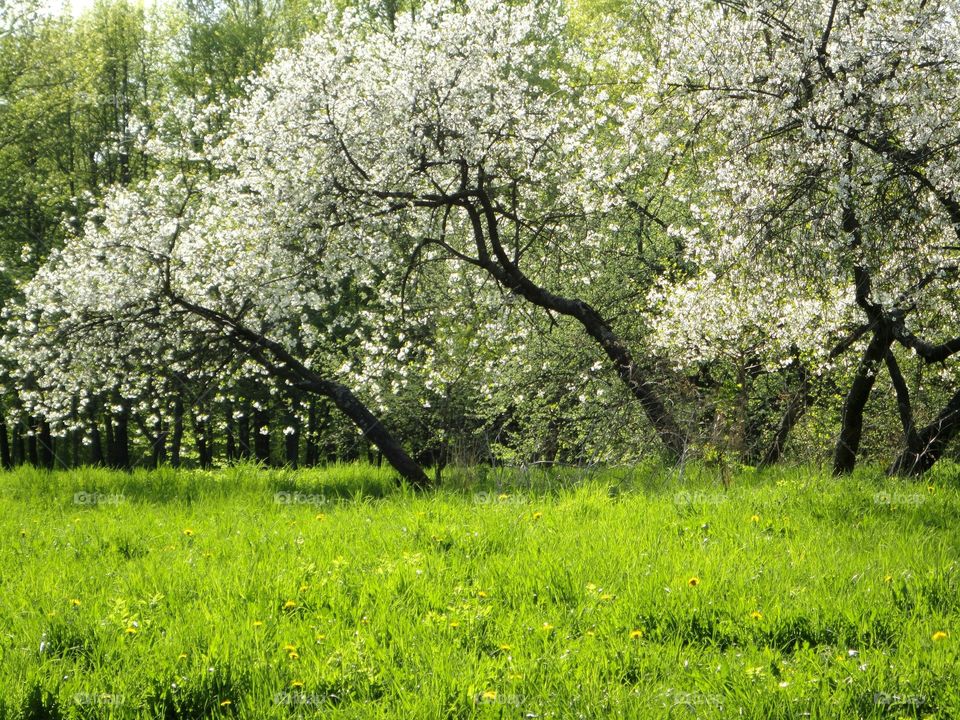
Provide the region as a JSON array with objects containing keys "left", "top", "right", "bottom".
[{"left": 1, "top": 461, "right": 959, "bottom": 719}]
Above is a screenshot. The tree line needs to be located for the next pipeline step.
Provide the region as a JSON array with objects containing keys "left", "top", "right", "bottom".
[{"left": 2, "top": 0, "right": 960, "bottom": 484}]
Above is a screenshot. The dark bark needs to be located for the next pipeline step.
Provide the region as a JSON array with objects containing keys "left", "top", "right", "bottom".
[
  {"left": 38, "top": 420, "right": 54, "bottom": 470},
  {"left": 889, "top": 388, "right": 960, "bottom": 475},
  {"left": 12, "top": 423, "right": 24, "bottom": 466},
  {"left": 304, "top": 401, "right": 319, "bottom": 467},
  {"left": 284, "top": 398, "right": 300, "bottom": 468},
  {"left": 254, "top": 405, "right": 271, "bottom": 465},
  {"left": 163, "top": 292, "right": 431, "bottom": 488},
  {"left": 225, "top": 401, "right": 236, "bottom": 463},
  {"left": 89, "top": 400, "right": 104, "bottom": 466},
  {"left": 111, "top": 402, "right": 131, "bottom": 470},
  {"left": 460, "top": 186, "right": 686, "bottom": 459},
  {"left": 0, "top": 420, "right": 10, "bottom": 470},
  {"left": 27, "top": 417, "right": 38, "bottom": 466},
  {"left": 171, "top": 395, "right": 184, "bottom": 468},
  {"left": 758, "top": 362, "right": 813, "bottom": 467},
  {"left": 237, "top": 403, "right": 251, "bottom": 459},
  {"left": 192, "top": 410, "right": 210, "bottom": 469},
  {"left": 833, "top": 330, "right": 892, "bottom": 474}
]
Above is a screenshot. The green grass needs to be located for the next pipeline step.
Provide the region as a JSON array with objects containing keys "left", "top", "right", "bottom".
[{"left": 1, "top": 461, "right": 959, "bottom": 718}]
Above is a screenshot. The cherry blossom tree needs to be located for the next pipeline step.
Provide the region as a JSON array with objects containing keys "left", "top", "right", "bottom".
[{"left": 650, "top": 0, "right": 960, "bottom": 473}]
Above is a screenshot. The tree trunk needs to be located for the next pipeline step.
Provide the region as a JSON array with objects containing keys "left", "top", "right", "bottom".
[
  {"left": 305, "top": 400, "right": 319, "bottom": 466},
  {"left": 0, "top": 419, "right": 11, "bottom": 470},
  {"left": 889, "top": 387, "right": 960, "bottom": 475},
  {"left": 38, "top": 419, "right": 54, "bottom": 469},
  {"left": 225, "top": 401, "right": 236, "bottom": 463},
  {"left": 254, "top": 405, "right": 271, "bottom": 465},
  {"left": 171, "top": 396, "right": 184, "bottom": 468},
  {"left": 833, "top": 331, "right": 891, "bottom": 474},
  {"left": 237, "top": 402, "right": 251, "bottom": 459},
  {"left": 284, "top": 398, "right": 300, "bottom": 468},
  {"left": 27, "top": 417, "right": 38, "bottom": 466}
]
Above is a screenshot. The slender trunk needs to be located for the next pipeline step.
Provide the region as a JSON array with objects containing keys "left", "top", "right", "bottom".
[
  {"left": 89, "top": 402, "right": 104, "bottom": 466},
  {"left": 237, "top": 404, "right": 251, "bottom": 459},
  {"left": 254, "top": 405, "right": 271, "bottom": 465},
  {"left": 27, "top": 417, "right": 38, "bottom": 467},
  {"left": 0, "top": 419, "right": 10, "bottom": 470},
  {"left": 305, "top": 401, "right": 319, "bottom": 466},
  {"left": 225, "top": 401, "right": 236, "bottom": 463},
  {"left": 38, "top": 420, "right": 54, "bottom": 470},
  {"left": 833, "top": 330, "right": 891, "bottom": 474},
  {"left": 113, "top": 402, "right": 130, "bottom": 470},
  {"left": 171, "top": 396, "right": 184, "bottom": 468},
  {"left": 284, "top": 398, "right": 300, "bottom": 468},
  {"left": 13, "top": 423, "right": 24, "bottom": 466},
  {"left": 758, "top": 362, "right": 813, "bottom": 467}
]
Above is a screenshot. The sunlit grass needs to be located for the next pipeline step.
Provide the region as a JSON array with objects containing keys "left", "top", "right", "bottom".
[{"left": 1, "top": 461, "right": 959, "bottom": 718}]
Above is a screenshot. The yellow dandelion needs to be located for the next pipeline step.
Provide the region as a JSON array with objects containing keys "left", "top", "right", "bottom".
[
  {"left": 477, "top": 590, "right": 488, "bottom": 598},
  {"left": 288, "top": 651, "right": 300, "bottom": 660},
  {"left": 283, "top": 643, "right": 297, "bottom": 652},
  {"left": 585, "top": 630, "right": 596, "bottom": 637},
  {"left": 315, "top": 513, "right": 325, "bottom": 520},
  {"left": 178, "top": 652, "right": 187, "bottom": 660},
  {"left": 883, "top": 575, "right": 893, "bottom": 583},
  {"left": 316, "top": 634, "right": 326, "bottom": 642},
  {"left": 688, "top": 576, "right": 700, "bottom": 587},
  {"left": 282, "top": 599, "right": 298, "bottom": 610},
  {"left": 499, "top": 643, "right": 512, "bottom": 651},
  {"left": 480, "top": 690, "right": 497, "bottom": 701},
  {"left": 532, "top": 512, "right": 543, "bottom": 520},
  {"left": 182, "top": 528, "right": 194, "bottom": 537},
  {"left": 124, "top": 626, "right": 138, "bottom": 635},
  {"left": 290, "top": 680, "right": 304, "bottom": 689},
  {"left": 497, "top": 494, "right": 510, "bottom": 501},
  {"left": 932, "top": 631, "right": 949, "bottom": 642},
  {"left": 600, "top": 593, "right": 614, "bottom": 601},
  {"left": 253, "top": 620, "right": 264, "bottom": 628},
  {"left": 219, "top": 699, "right": 232, "bottom": 707},
  {"left": 541, "top": 622, "right": 554, "bottom": 632},
  {"left": 70, "top": 598, "right": 81, "bottom": 607},
  {"left": 299, "top": 584, "right": 309, "bottom": 592},
  {"left": 629, "top": 629, "right": 643, "bottom": 639},
  {"left": 927, "top": 485, "right": 936, "bottom": 494},
  {"left": 585, "top": 583, "right": 597, "bottom": 592},
  {"left": 750, "top": 515, "right": 760, "bottom": 524},
  {"left": 19, "top": 529, "right": 26, "bottom": 537},
  {"left": 750, "top": 611, "right": 763, "bottom": 621}
]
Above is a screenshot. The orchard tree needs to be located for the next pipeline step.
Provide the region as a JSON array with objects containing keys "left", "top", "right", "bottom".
[{"left": 651, "top": 0, "right": 960, "bottom": 474}]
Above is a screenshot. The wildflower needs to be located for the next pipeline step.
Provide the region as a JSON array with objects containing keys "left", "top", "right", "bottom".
[
  {"left": 746, "top": 666, "right": 764, "bottom": 678},
  {"left": 497, "top": 494, "right": 510, "bottom": 501},
  {"left": 630, "top": 629, "right": 643, "bottom": 639},
  {"left": 220, "top": 700, "right": 232, "bottom": 707},
  {"left": 932, "top": 631, "right": 949, "bottom": 642},
  {"left": 288, "top": 651, "right": 300, "bottom": 660},
  {"left": 499, "top": 643, "right": 512, "bottom": 651},
  {"left": 585, "top": 583, "right": 597, "bottom": 592},
  {"left": 541, "top": 622, "right": 554, "bottom": 632},
  {"left": 70, "top": 599, "right": 81, "bottom": 607},
  {"left": 600, "top": 593, "right": 614, "bottom": 602},
  {"left": 688, "top": 577, "right": 700, "bottom": 587},
  {"left": 315, "top": 634, "right": 326, "bottom": 642},
  {"left": 532, "top": 512, "right": 543, "bottom": 520},
  {"left": 283, "top": 643, "right": 297, "bottom": 652},
  {"left": 283, "top": 600, "right": 298, "bottom": 610},
  {"left": 299, "top": 584, "right": 309, "bottom": 592},
  {"left": 315, "top": 513, "right": 325, "bottom": 520},
  {"left": 480, "top": 690, "right": 497, "bottom": 701},
  {"left": 178, "top": 653, "right": 187, "bottom": 661},
  {"left": 290, "top": 680, "right": 304, "bottom": 689},
  {"left": 182, "top": 528, "right": 194, "bottom": 537},
  {"left": 883, "top": 575, "right": 893, "bottom": 583},
  {"left": 750, "top": 515, "right": 760, "bottom": 523},
  {"left": 124, "top": 626, "right": 138, "bottom": 635},
  {"left": 585, "top": 630, "right": 596, "bottom": 637},
  {"left": 449, "top": 621, "right": 460, "bottom": 628},
  {"left": 253, "top": 621, "right": 263, "bottom": 628},
  {"left": 477, "top": 590, "right": 488, "bottom": 598},
  {"left": 750, "top": 611, "right": 763, "bottom": 621}
]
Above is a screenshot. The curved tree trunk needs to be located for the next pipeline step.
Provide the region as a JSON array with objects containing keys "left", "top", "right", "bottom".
[{"left": 833, "top": 330, "right": 891, "bottom": 474}]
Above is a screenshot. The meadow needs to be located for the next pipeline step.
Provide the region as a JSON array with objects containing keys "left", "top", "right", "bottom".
[{"left": 1, "top": 461, "right": 958, "bottom": 719}]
